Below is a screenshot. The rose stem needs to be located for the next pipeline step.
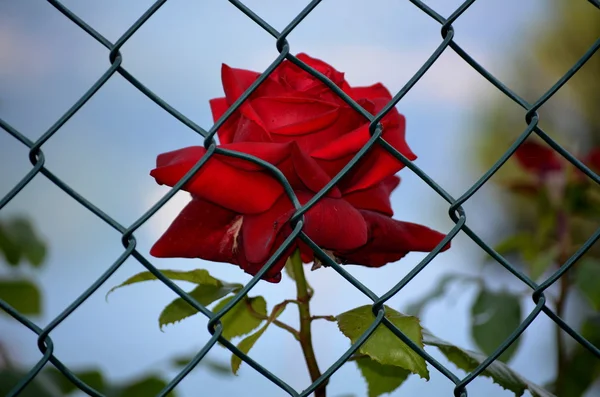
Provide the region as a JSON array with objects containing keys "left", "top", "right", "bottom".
[{"left": 290, "top": 249, "right": 326, "bottom": 397}]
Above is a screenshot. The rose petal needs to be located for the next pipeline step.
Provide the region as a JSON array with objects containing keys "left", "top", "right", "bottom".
[
  {"left": 296, "top": 53, "right": 347, "bottom": 88},
  {"left": 150, "top": 146, "right": 284, "bottom": 214},
  {"left": 337, "top": 210, "right": 450, "bottom": 267},
  {"left": 343, "top": 176, "right": 400, "bottom": 216},
  {"left": 242, "top": 195, "right": 295, "bottom": 264},
  {"left": 209, "top": 97, "right": 239, "bottom": 145},
  {"left": 217, "top": 141, "right": 339, "bottom": 196},
  {"left": 150, "top": 196, "right": 240, "bottom": 263},
  {"left": 221, "top": 64, "right": 260, "bottom": 104},
  {"left": 251, "top": 97, "right": 340, "bottom": 136},
  {"left": 287, "top": 143, "right": 341, "bottom": 196},
  {"left": 298, "top": 191, "right": 368, "bottom": 251},
  {"left": 241, "top": 191, "right": 368, "bottom": 266},
  {"left": 311, "top": 117, "right": 416, "bottom": 192},
  {"left": 351, "top": 83, "right": 393, "bottom": 102},
  {"left": 584, "top": 147, "right": 600, "bottom": 172},
  {"left": 236, "top": 230, "right": 289, "bottom": 283},
  {"left": 514, "top": 139, "right": 563, "bottom": 173}
]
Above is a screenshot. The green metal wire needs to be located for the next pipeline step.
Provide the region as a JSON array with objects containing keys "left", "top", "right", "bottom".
[{"left": 1, "top": 0, "right": 599, "bottom": 396}]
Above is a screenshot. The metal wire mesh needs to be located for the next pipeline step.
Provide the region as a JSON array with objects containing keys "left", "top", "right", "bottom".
[{"left": 1, "top": 0, "right": 600, "bottom": 396}]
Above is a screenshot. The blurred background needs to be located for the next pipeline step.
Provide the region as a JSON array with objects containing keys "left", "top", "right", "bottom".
[{"left": 1, "top": 0, "right": 599, "bottom": 396}]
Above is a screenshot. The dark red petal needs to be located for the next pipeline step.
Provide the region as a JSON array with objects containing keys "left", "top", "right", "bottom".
[
  {"left": 209, "top": 97, "right": 239, "bottom": 145},
  {"left": 269, "top": 105, "right": 366, "bottom": 154},
  {"left": 584, "top": 147, "right": 600, "bottom": 172},
  {"left": 296, "top": 53, "right": 346, "bottom": 87},
  {"left": 351, "top": 83, "right": 393, "bottom": 102},
  {"left": 298, "top": 191, "right": 368, "bottom": 251},
  {"left": 343, "top": 176, "right": 400, "bottom": 216},
  {"left": 337, "top": 210, "right": 449, "bottom": 268},
  {"left": 241, "top": 195, "right": 295, "bottom": 264},
  {"left": 221, "top": 64, "right": 260, "bottom": 104},
  {"left": 223, "top": 141, "right": 340, "bottom": 196},
  {"left": 342, "top": 119, "right": 415, "bottom": 193},
  {"left": 288, "top": 144, "right": 340, "bottom": 196},
  {"left": 311, "top": 117, "right": 415, "bottom": 192},
  {"left": 237, "top": 230, "right": 292, "bottom": 283},
  {"left": 150, "top": 197, "right": 240, "bottom": 263},
  {"left": 310, "top": 124, "right": 371, "bottom": 163},
  {"left": 241, "top": 191, "right": 367, "bottom": 266},
  {"left": 150, "top": 146, "right": 283, "bottom": 214},
  {"left": 514, "top": 139, "right": 563, "bottom": 173},
  {"left": 250, "top": 97, "right": 339, "bottom": 136},
  {"left": 228, "top": 115, "right": 273, "bottom": 144}
]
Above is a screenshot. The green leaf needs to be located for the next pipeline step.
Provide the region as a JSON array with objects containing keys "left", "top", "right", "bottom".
[
  {"left": 107, "top": 269, "right": 241, "bottom": 299},
  {"left": 423, "top": 330, "right": 555, "bottom": 397},
  {"left": 529, "top": 246, "right": 559, "bottom": 281},
  {"left": 112, "top": 376, "right": 174, "bottom": 397},
  {"left": 0, "top": 218, "right": 46, "bottom": 267},
  {"left": 493, "top": 232, "right": 533, "bottom": 256},
  {"left": 0, "top": 279, "right": 42, "bottom": 315},
  {"left": 45, "top": 367, "right": 106, "bottom": 395},
  {"left": 554, "top": 316, "right": 600, "bottom": 396},
  {"left": 575, "top": 259, "right": 600, "bottom": 310},
  {"left": 159, "top": 283, "right": 239, "bottom": 329},
  {"left": 405, "top": 274, "right": 479, "bottom": 317},
  {"left": 355, "top": 357, "right": 410, "bottom": 397},
  {"left": 172, "top": 354, "right": 232, "bottom": 376},
  {"left": 471, "top": 289, "right": 522, "bottom": 363},
  {"left": 231, "top": 325, "right": 268, "bottom": 375},
  {"left": 231, "top": 302, "right": 286, "bottom": 374},
  {"left": 212, "top": 296, "right": 267, "bottom": 340},
  {"left": 0, "top": 369, "right": 56, "bottom": 397},
  {"left": 336, "top": 305, "right": 428, "bottom": 379}
]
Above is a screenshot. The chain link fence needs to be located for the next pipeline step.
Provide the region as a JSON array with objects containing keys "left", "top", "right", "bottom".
[{"left": 1, "top": 0, "right": 600, "bottom": 396}]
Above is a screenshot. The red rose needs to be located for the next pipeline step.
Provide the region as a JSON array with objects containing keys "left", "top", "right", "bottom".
[
  {"left": 149, "top": 144, "right": 448, "bottom": 282},
  {"left": 582, "top": 147, "right": 600, "bottom": 174},
  {"left": 209, "top": 53, "right": 416, "bottom": 194},
  {"left": 150, "top": 142, "right": 368, "bottom": 282},
  {"left": 150, "top": 53, "right": 450, "bottom": 282},
  {"left": 514, "top": 139, "right": 563, "bottom": 174}
]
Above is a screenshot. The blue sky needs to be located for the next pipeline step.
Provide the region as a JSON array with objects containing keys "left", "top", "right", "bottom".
[{"left": 0, "top": 1, "right": 570, "bottom": 396}]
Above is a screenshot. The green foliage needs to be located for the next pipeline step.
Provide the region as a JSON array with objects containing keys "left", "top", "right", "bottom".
[
  {"left": 107, "top": 268, "right": 245, "bottom": 330},
  {"left": 231, "top": 326, "right": 268, "bottom": 375},
  {"left": 574, "top": 258, "right": 600, "bottom": 310},
  {"left": 0, "top": 370, "right": 55, "bottom": 397},
  {"left": 355, "top": 357, "right": 410, "bottom": 397},
  {"left": 470, "top": 289, "right": 522, "bottom": 363},
  {"left": 107, "top": 269, "right": 242, "bottom": 299},
  {"left": 159, "top": 283, "right": 240, "bottom": 329},
  {"left": 212, "top": 296, "right": 267, "bottom": 340},
  {"left": 110, "top": 376, "right": 173, "bottom": 397},
  {"left": 422, "top": 330, "right": 555, "bottom": 397},
  {"left": 46, "top": 368, "right": 106, "bottom": 395},
  {"left": 172, "top": 354, "right": 232, "bottom": 376},
  {"left": 231, "top": 302, "right": 286, "bottom": 374},
  {"left": 405, "top": 274, "right": 481, "bottom": 317},
  {"left": 1, "top": 367, "right": 175, "bottom": 397},
  {"left": 337, "top": 305, "right": 428, "bottom": 380},
  {"left": 0, "top": 217, "right": 47, "bottom": 267},
  {"left": 554, "top": 316, "right": 600, "bottom": 397},
  {"left": 0, "top": 279, "right": 41, "bottom": 315}
]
